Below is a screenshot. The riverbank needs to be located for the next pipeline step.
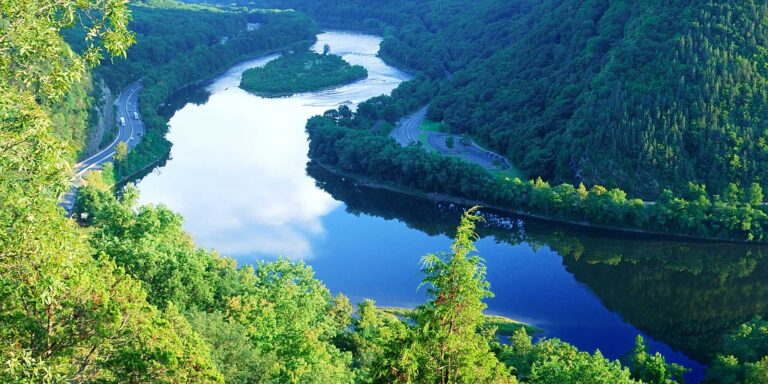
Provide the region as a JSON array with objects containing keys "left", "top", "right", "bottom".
[{"left": 313, "top": 162, "right": 768, "bottom": 245}]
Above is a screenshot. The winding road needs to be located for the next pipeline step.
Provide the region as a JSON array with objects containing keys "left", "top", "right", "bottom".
[
  {"left": 427, "top": 133, "right": 512, "bottom": 169},
  {"left": 59, "top": 81, "right": 145, "bottom": 216},
  {"left": 390, "top": 105, "right": 512, "bottom": 171},
  {"left": 391, "top": 106, "right": 427, "bottom": 146}
]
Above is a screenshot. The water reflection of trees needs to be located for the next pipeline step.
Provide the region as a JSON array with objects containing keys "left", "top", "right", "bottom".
[
  {"left": 307, "top": 161, "right": 768, "bottom": 363},
  {"left": 547, "top": 236, "right": 768, "bottom": 362},
  {"left": 120, "top": 84, "right": 211, "bottom": 186},
  {"left": 157, "top": 82, "right": 212, "bottom": 119}
]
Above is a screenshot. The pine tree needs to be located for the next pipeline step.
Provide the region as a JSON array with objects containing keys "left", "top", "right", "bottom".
[{"left": 406, "top": 207, "right": 515, "bottom": 384}]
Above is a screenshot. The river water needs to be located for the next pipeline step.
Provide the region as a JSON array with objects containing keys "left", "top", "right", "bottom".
[{"left": 134, "top": 31, "right": 768, "bottom": 382}]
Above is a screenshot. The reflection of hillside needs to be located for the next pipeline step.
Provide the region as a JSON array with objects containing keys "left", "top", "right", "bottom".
[
  {"left": 523, "top": 226, "right": 768, "bottom": 362},
  {"left": 544, "top": 236, "right": 768, "bottom": 362},
  {"left": 157, "top": 82, "right": 212, "bottom": 119},
  {"left": 307, "top": 161, "right": 768, "bottom": 362},
  {"left": 307, "top": 162, "right": 465, "bottom": 238},
  {"left": 121, "top": 83, "right": 212, "bottom": 186}
]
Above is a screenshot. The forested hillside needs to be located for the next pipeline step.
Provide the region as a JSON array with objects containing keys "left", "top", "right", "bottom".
[
  {"left": 197, "top": 0, "right": 533, "bottom": 75},
  {"left": 90, "top": 1, "right": 256, "bottom": 90},
  {"left": 197, "top": 0, "right": 768, "bottom": 199},
  {"left": 430, "top": 0, "right": 768, "bottom": 197}
]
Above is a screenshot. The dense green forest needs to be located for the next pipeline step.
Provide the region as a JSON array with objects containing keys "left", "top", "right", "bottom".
[
  {"left": 46, "top": 74, "right": 98, "bottom": 160},
  {"left": 240, "top": 49, "right": 367, "bottom": 96},
  {"left": 190, "top": 0, "right": 531, "bottom": 76},
  {"left": 427, "top": 1, "right": 768, "bottom": 198},
  {"left": 195, "top": 0, "right": 768, "bottom": 201}
]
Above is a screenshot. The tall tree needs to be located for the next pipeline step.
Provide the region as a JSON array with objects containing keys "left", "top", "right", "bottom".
[
  {"left": 227, "top": 259, "right": 355, "bottom": 384},
  {"left": 114, "top": 141, "right": 128, "bottom": 162},
  {"left": 406, "top": 208, "right": 514, "bottom": 383}
]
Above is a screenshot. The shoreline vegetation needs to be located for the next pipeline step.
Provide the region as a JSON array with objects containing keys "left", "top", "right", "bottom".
[
  {"left": 306, "top": 106, "right": 768, "bottom": 244},
  {"left": 313, "top": 161, "right": 768, "bottom": 245},
  {"left": 239, "top": 49, "right": 368, "bottom": 97},
  {"left": 380, "top": 307, "right": 542, "bottom": 337}
]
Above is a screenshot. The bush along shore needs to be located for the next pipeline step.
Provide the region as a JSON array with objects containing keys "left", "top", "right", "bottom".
[
  {"left": 306, "top": 106, "right": 768, "bottom": 243},
  {"left": 240, "top": 48, "right": 367, "bottom": 97}
]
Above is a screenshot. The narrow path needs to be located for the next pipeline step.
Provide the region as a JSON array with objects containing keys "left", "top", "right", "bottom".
[{"left": 59, "top": 81, "right": 144, "bottom": 216}]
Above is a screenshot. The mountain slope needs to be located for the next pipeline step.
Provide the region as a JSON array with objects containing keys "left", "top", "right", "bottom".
[{"left": 431, "top": 0, "right": 768, "bottom": 196}]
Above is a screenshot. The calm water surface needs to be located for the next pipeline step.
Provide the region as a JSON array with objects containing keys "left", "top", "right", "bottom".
[{"left": 134, "top": 32, "right": 768, "bottom": 383}]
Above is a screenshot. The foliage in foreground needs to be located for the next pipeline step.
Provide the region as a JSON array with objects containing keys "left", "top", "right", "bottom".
[
  {"left": 705, "top": 317, "right": 768, "bottom": 384},
  {"left": 74, "top": 188, "right": 691, "bottom": 383},
  {"left": 0, "top": 0, "right": 221, "bottom": 382}
]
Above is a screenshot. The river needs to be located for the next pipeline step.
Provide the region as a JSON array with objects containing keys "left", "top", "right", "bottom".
[{"left": 133, "top": 31, "right": 768, "bottom": 383}]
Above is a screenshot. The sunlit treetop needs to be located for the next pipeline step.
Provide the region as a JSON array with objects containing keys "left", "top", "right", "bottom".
[{"left": 0, "top": 0, "right": 134, "bottom": 100}]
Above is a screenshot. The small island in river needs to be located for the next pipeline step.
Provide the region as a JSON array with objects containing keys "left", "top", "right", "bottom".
[{"left": 239, "top": 48, "right": 368, "bottom": 97}]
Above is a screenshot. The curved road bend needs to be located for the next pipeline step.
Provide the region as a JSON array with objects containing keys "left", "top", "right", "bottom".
[
  {"left": 390, "top": 105, "right": 512, "bottom": 171},
  {"left": 427, "top": 133, "right": 496, "bottom": 169},
  {"left": 390, "top": 105, "right": 428, "bottom": 146},
  {"left": 59, "top": 81, "right": 145, "bottom": 216}
]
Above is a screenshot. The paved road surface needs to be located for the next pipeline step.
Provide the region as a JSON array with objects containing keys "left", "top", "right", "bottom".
[
  {"left": 390, "top": 106, "right": 427, "bottom": 146},
  {"left": 427, "top": 133, "right": 512, "bottom": 170},
  {"left": 390, "top": 105, "right": 511, "bottom": 171},
  {"left": 59, "top": 81, "right": 145, "bottom": 216}
]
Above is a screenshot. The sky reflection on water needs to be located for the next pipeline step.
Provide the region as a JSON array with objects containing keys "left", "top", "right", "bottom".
[{"left": 137, "top": 32, "right": 410, "bottom": 260}]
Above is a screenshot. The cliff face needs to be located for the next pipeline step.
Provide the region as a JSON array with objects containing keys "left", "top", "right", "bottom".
[{"left": 84, "top": 79, "right": 116, "bottom": 158}]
